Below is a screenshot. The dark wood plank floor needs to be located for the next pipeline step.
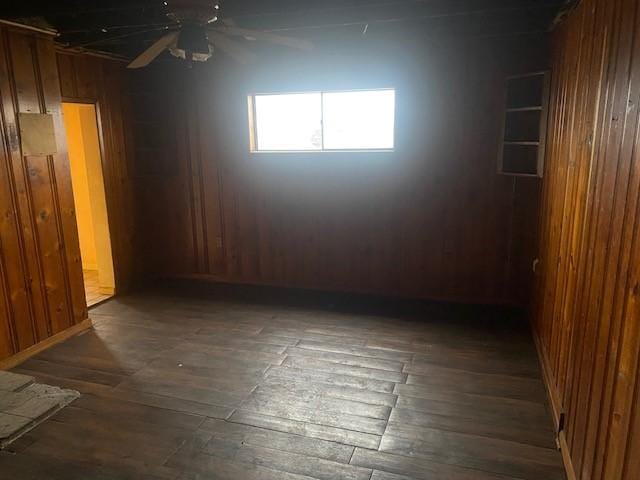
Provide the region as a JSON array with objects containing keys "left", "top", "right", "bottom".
[{"left": 0, "top": 288, "right": 565, "bottom": 480}]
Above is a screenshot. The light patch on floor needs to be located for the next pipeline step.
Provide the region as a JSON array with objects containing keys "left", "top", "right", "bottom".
[
  {"left": 0, "top": 371, "right": 79, "bottom": 449},
  {"left": 84, "top": 269, "right": 112, "bottom": 307}
]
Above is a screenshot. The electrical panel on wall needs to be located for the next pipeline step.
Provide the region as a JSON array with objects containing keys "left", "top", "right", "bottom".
[
  {"left": 19, "top": 113, "right": 58, "bottom": 156},
  {"left": 498, "top": 72, "right": 550, "bottom": 177}
]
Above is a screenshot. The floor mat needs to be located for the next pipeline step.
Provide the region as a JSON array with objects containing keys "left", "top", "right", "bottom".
[{"left": 0, "top": 371, "right": 79, "bottom": 449}]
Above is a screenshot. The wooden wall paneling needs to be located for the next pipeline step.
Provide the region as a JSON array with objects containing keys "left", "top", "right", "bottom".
[
  {"left": 565, "top": 0, "right": 599, "bottom": 446},
  {"left": 95, "top": 60, "right": 123, "bottom": 286},
  {"left": 74, "top": 54, "right": 99, "bottom": 100},
  {"left": 132, "top": 33, "right": 549, "bottom": 305},
  {"left": 36, "top": 36, "right": 87, "bottom": 330},
  {"left": 585, "top": 1, "right": 640, "bottom": 477},
  {"left": 598, "top": 19, "right": 640, "bottom": 480},
  {"left": 238, "top": 177, "right": 259, "bottom": 281},
  {"left": 0, "top": 233, "right": 17, "bottom": 358},
  {"left": 185, "top": 103, "right": 203, "bottom": 273},
  {"left": 196, "top": 78, "right": 228, "bottom": 276},
  {"left": 622, "top": 371, "right": 640, "bottom": 477},
  {"left": 255, "top": 178, "right": 273, "bottom": 283},
  {"left": 541, "top": 31, "right": 568, "bottom": 389},
  {"left": 129, "top": 66, "right": 199, "bottom": 277},
  {"left": 100, "top": 59, "right": 136, "bottom": 289},
  {"left": 119, "top": 66, "right": 139, "bottom": 279},
  {"left": 532, "top": 0, "right": 640, "bottom": 478},
  {"left": 0, "top": 35, "right": 32, "bottom": 357},
  {"left": 555, "top": 0, "right": 601, "bottom": 414},
  {"left": 11, "top": 32, "right": 74, "bottom": 336},
  {"left": 55, "top": 51, "right": 137, "bottom": 292},
  {"left": 558, "top": 0, "right": 599, "bottom": 441},
  {"left": 556, "top": 0, "right": 601, "bottom": 430},
  {"left": 507, "top": 176, "right": 541, "bottom": 305},
  {"left": 555, "top": 4, "right": 581, "bottom": 405},
  {"left": 598, "top": 145, "right": 640, "bottom": 479},
  {"left": 220, "top": 147, "right": 240, "bottom": 279},
  {"left": 547, "top": 9, "right": 580, "bottom": 385},
  {"left": 172, "top": 89, "right": 198, "bottom": 273},
  {"left": 0, "top": 258, "right": 14, "bottom": 359},
  {"left": 0, "top": 25, "right": 89, "bottom": 365},
  {"left": 181, "top": 81, "right": 205, "bottom": 275},
  {"left": 1, "top": 29, "right": 56, "bottom": 348},
  {"left": 570, "top": 0, "right": 634, "bottom": 473},
  {"left": 552, "top": 0, "right": 597, "bottom": 446},
  {"left": 54, "top": 52, "right": 76, "bottom": 99},
  {"left": 185, "top": 85, "right": 208, "bottom": 274},
  {"left": 192, "top": 72, "right": 225, "bottom": 276}
]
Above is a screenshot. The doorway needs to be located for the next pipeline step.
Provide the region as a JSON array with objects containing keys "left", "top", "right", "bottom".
[{"left": 62, "top": 102, "right": 115, "bottom": 307}]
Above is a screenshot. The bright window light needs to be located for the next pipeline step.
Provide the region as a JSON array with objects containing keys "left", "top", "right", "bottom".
[
  {"left": 254, "top": 93, "right": 322, "bottom": 151},
  {"left": 249, "top": 89, "right": 396, "bottom": 152},
  {"left": 322, "top": 90, "right": 395, "bottom": 150}
]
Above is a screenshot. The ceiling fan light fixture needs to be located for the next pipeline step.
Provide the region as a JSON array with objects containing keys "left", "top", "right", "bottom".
[
  {"left": 169, "top": 45, "right": 214, "bottom": 62},
  {"left": 168, "top": 47, "right": 186, "bottom": 59},
  {"left": 192, "top": 48, "right": 213, "bottom": 62},
  {"left": 177, "top": 25, "right": 210, "bottom": 55},
  {"left": 169, "top": 44, "right": 213, "bottom": 63},
  {"left": 126, "top": 0, "right": 312, "bottom": 69}
]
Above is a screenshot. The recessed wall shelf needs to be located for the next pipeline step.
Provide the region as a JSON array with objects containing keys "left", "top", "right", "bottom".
[{"left": 498, "top": 71, "right": 550, "bottom": 177}]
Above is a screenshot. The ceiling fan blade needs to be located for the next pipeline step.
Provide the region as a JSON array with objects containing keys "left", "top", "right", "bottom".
[
  {"left": 72, "top": 25, "right": 175, "bottom": 49},
  {"left": 207, "top": 32, "right": 256, "bottom": 64},
  {"left": 215, "top": 26, "right": 313, "bottom": 50},
  {"left": 127, "top": 31, "right": 180, "bottom": 69},
  {"left": 65, "top": 23, "right": 175, "bottom": 35}
]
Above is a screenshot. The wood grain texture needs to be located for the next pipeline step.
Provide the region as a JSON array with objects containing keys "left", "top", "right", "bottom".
[
  {"left": 55, "top": 50, "right": 137, "bottom": 294},
  {"left": 532, "top": 0, "right": 640, "bottom": 478},
  {"left": 130, "top": 32, "right": 548, "bottom": 305},
  {"left": 2, "top": 288, "right": 563, "bottom": 479},
  {"left": 0, "top": 25, "right": 87, "bottom": 364}
]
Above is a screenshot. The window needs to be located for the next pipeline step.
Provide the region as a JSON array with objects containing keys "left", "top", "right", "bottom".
[{"left": 248, "top": 89, "right": 396, "bottom": 152}]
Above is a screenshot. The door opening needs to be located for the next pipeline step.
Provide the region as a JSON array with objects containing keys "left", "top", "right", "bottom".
[{"left": 62, "top": 102, "right": 115, "bottom": 307}]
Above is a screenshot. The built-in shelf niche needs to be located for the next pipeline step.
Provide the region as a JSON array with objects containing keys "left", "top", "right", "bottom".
[{"left": 498, "top": 71, "right": 550, "bottom": 177}]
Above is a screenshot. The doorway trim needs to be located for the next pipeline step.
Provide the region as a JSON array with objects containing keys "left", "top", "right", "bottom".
[{"left": 62, "top": 99, "right": 117, "bottom": 307}]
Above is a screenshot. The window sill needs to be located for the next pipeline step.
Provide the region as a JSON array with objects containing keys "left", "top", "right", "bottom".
[{"left": 249, "top": 149, "right": 396, "bottom": 154}]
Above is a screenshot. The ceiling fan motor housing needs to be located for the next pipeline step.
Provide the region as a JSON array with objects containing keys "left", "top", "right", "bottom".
[
  {"left": 166, "top": 0, "right": 220, "bottom": 25},
  {"left": 177, "top": 25, "right": 210, "bottom": 55},
  {"left": 128, "top": 1, "right": 310, "bottom": 68}
]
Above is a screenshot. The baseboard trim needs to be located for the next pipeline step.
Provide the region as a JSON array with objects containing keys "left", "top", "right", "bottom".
[
  {"left": 559, "top": 430, "right": 578, "bottom": 480},
  {"left": 531, "top": 325, "right": 563, "bottom": 431},
  {"left": 98, "top": 286, "right": 115, "bottom": 295},
  {"left": 0, "top": 318, "right": 93, "bottom": 370},
  {"left": 169, "top": 273, "right": 526, "bottom": 307},
  {"left": 530, "top": 323, "right": 576, "bottom": 480}
]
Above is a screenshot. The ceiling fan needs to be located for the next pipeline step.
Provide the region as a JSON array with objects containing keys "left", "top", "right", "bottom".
[{"left": 123, "top": 0, "right": 313, "bottom": 68}]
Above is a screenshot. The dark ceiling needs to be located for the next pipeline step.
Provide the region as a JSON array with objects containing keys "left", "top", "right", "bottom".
[{"left": 1, "top": 0, "right": 570, "bottom": 58}]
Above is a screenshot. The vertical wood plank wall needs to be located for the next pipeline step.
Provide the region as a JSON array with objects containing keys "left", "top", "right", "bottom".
[
  {"left": 55, "top": 51, "right": 137, "bottom": 293},
  {"left": 532, "top": 0, "right": 640, "bottom": 478},
  {"left": 131, "top": 33, "right": 547, "bottom": 305},
  {"left": 0, "top": 25, "right": 87, "bottom": 362}
]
